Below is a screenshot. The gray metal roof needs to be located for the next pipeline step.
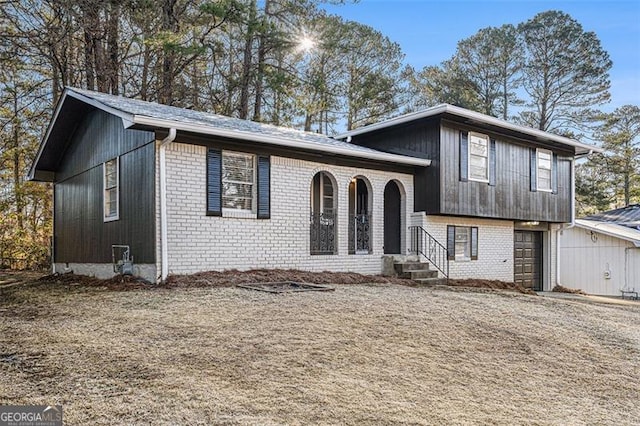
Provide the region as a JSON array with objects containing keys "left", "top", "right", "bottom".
[
  {"left": 66, "top": 88, "right": 430, "bottom": 167},
  {"left": 583, "top": 204, "right": 640, "bottom": 229}
]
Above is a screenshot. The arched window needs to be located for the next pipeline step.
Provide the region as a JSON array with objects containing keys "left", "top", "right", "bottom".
[{"left": 310, "top": 172, "right": 336, "bottom": 255}]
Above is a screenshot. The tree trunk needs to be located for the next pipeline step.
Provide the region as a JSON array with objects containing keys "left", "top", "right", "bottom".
[
  {"left": 107, "top": 0, "right": 120, "bottom": 95},
  {"left": 253, "top": 0, "right": 270, "bottom": 122},
  {"left": 161, "top": 0, "right": 178, "bottom": 104},
  {"left": 304, "top": 113, "right": 312, "bottom": 132},
  {"left": 11, "top": 89, "right": 23, "bottom": 230},
  {"left": 82, "top": 6, "right": 96, "bottom": 91},
  {"left": 239, "top": 0, "right": 257, "bottom": 119}
]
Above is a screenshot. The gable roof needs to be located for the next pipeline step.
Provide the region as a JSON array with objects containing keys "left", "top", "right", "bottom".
[
  {"left": 29, "top": 88, "right": 431, "bottom": 180},
  {"left": 583, "top": 204, "right": 640, "bottom": 228},
  {"left": 335, "top": 104, "right": 601, "bottom": 156},
  {"left": 574, "top": 219, "right": 640, "bottom": 247}
]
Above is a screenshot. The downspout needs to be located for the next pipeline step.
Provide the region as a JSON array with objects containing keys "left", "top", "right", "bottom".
[
  {"left": 159, "top": 128, "right": 176, "bottom": 282},
  {"left": 51, "top": 186, "right": 56, "bottom": 274}
]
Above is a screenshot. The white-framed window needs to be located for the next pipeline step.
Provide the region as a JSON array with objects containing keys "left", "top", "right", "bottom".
[
  {"left": 222, "top": 151, "right": 256, "bottom": 213},
  {"left": 447, "top": 225, "right": 478, "bottom": 261},
  {"left": 454, "top": 227, "right": 470, "bottom": 259},
  {"left": 468, "top": 132, "right": 490, "bottom": 182},
  {"left": 103, "top": 157, "right": 119, "bottom": 222},
  {"left": 536, "top": 149, "right": 552, "bottom": 192}
]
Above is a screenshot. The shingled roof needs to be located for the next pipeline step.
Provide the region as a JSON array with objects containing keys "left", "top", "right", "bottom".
[
  {"left": 29, "top": 88, "right": 430, "bottom": 180},
  {"left": 336, "top": 103, "right": 601, "bottom": 156}
]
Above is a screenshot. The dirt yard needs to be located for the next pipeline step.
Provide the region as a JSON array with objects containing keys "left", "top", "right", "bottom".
[{"left": 1, "top": 273, "right": 639, "bottom": 425}]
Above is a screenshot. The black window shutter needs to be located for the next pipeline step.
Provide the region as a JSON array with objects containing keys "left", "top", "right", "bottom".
[
  {"left": 459, "top": 131, "right": 468, "bottom": 182},
  {"left": 206, "top": 148, "right": 222, "bottom": 216},
  {"left": 447, "top": 225, "right": 455, "bottom": 260},
  {"left": 530, "top": 148, "right": 537, "bottom": 192},
  {"left": 552, "top": 153, "right": 559, "bottom": 194},
  {"left": 489, "top": 139, "right": 497, "bottom": 186},
  {"left": 257, "top": 155, "right": 271, "bottom": 219},
  {"left": 470, "top": 227, "right": 478, "bottom": 260}
]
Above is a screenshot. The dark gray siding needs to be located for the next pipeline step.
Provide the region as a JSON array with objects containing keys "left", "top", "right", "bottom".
[
  {"left": 440, "top": 125, "right": 572, "bottom": 222},
  {"left": 349, "top": 119, "right": 440, "bottom": 213},
  {"left": 54, "top": 109, "right": 156, "bottom": 263}
]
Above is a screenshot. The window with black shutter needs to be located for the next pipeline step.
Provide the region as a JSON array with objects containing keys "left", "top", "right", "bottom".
[
  {"left": 206, "top": 149, "right": 270, "bottom": 218},
  {"left": 447, "top": 225, "right": 479, "bottom": 261}
]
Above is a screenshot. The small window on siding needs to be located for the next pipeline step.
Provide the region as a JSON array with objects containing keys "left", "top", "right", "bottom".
[
  {"left": 447, "top": 225, "right": 478, "bottom": 261},
  {"left": 103, "top": 157, "right": 119, "bottom": 222},
  {"left": 222, "top": 151, "right": 256, "bottom": 212},
  {"left": 468, "top": 132, "right": 490, "bottom": 182},
  {"left": 536, "top": 149, "right": 552, "bottom": 192}
]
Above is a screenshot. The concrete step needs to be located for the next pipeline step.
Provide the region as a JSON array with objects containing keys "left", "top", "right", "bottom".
[
  {"left": 413, "top": 277, "right": 448, "bottom": 286},
  {"left": 394, "top": 261, "right": 431, "bottom": 274},
  {"left": 407, "top": 269, "right": 439, "bottom": 280}
]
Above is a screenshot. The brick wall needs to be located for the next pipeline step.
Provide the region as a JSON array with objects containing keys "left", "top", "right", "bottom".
[
  {"left": 159, "top": 142, "right": 414, "bottom": 276},
  {"left": 412, "top": 213, "right": 515, "bottom": 281}
]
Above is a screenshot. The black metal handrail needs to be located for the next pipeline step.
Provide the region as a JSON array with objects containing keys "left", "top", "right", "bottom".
[{"left": 408, "top": 225, "right": 449, "bottom": 279}]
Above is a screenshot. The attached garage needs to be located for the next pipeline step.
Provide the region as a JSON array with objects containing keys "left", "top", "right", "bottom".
[{"left": 514, "top": 230, "right": 543, "bottom": 291}]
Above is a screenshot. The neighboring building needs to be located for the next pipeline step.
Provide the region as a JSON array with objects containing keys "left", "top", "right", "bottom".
[
  {"left": 558, "top": 205, "right": 640, "bottom": 296},
  {"left": 29, "top": 88, "right": 599, "bottom": 288}
]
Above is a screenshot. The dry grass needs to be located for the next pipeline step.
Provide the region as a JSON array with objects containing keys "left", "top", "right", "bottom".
[
  {"left": 447, "top": 278, "right": 537, "bottom": 295},
  {"left": 1, "top": 273, "right": 639, "bottom": 425},
  {"left": 553, "top": 284, "right": 588, "bottom": 295}
]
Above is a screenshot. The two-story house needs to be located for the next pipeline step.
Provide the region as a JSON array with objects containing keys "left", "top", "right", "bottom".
[
  {"left": 336, "top": 105, "right": 599, "bottom": 290},
  {"left": 29, "top": 89, "right": 598, "bottom": 289}
]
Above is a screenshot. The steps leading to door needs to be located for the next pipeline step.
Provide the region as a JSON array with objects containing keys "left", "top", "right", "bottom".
[{"left": 394, "top": 260, "right": 447, "bottom": 286}]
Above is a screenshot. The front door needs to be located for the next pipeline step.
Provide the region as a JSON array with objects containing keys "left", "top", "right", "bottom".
[
  {"left": 514, "top": 231, "right": 543, "bottom": 291},
  {"left": 384, "top": 181, "right": 401, "bottom": 254}
]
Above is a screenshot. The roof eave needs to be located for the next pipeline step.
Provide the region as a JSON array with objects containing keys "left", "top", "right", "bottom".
[
  {"left": 27, "top": 90, "right": 69, "bottom": 181},
  {"left": 336, "top": 104, "right": 602, "bottom": 156},
  {"left": 132, "top": 115, "right": 431, "bottom": 167},
  {"left": 28, "top": 88, "right": 136, "bottom": 181},
  {"left": 575, "top": 219, "right": 640, "bottom": 247}
]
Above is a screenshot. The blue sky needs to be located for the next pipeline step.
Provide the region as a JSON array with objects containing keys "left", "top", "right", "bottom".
[{"left": 321, "top": 0, "right": 640, "bottom": 112}]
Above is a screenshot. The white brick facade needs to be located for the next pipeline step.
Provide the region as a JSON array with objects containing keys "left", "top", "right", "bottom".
[
  {"left": 411, "top": 213, "right": 559, "bottom": 286},
  {"left": 412, "top": 214, "right": 515, "bottom": 281},
  {"left": 158, "top": 142, "right": 414, "bottom": 278}
]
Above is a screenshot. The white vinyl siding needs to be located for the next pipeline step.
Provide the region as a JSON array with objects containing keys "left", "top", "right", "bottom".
[
  {"left": 468, "top": 132, "right": 489, "bottom": 182},
  {"left": 537, "top": 149, "right": 552, "bottom": 192},
  {"left": 103, "top": 158, "right": 119, "bottom": 222},
  {"left": 222, "top": 151, "right": 256, "bottom": 213}
]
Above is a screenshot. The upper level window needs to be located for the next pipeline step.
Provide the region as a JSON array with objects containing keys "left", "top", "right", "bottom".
[
  {"left": 536, "top": 149, "right": 552, "bottom": 192},
  {"left": 468, "top": 132, "right": 489, "bottom": 182},
  {"left": 103, "top": 158, "right": 119, "bottom": 222},
  {"left": 222, "top": 151, "right": 256, "bottom": 212}
]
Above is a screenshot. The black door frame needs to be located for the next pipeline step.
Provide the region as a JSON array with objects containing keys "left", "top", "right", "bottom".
[{"left": 383, "top": 181, "right": 402, "bottom": 254}]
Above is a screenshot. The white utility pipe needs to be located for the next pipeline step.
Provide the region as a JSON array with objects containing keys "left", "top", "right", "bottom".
[
  {"left": 159, "top": 128, "right": 177, "bottom": 282},
  {"left": 556, "top": 226, "right": 561, "bottom": 287}
]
